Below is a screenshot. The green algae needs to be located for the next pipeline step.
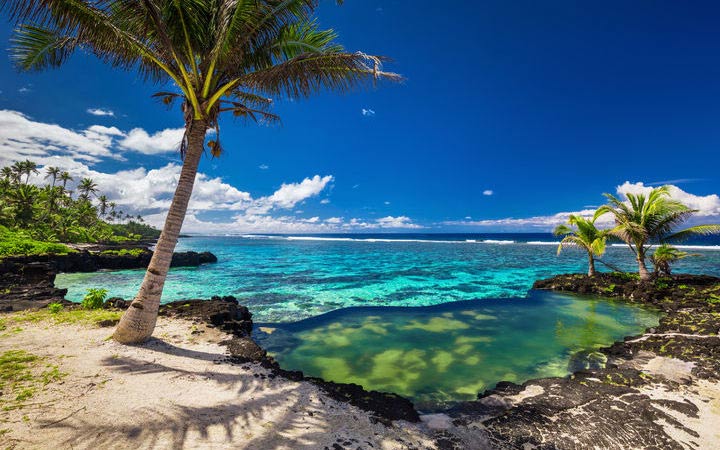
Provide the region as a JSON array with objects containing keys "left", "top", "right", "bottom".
[{"left": 257, "top": 291, "right": 661, "bottom": 410}]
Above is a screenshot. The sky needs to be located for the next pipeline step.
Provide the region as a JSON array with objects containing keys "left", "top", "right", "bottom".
[{"left": 0, "top": 0, "right": 719, "bottom": 233}]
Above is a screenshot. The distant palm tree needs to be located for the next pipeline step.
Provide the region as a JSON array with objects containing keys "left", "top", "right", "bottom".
[
  {"left": 97, "top": 195, "right": 109, "bottom": 217},
  {"left": 44, "top": 166, "right": 61, "bottom": 188},
  {"left": 553, "top": 214, "right": 609, "bottom": 277},
  {"left": 595, "top": 186, "right": 720, "bottom": 280},
  {"left": 77, "top": 178, "right": 98, "bottom": 200},
  {"left": 1, "top": 167, "right": 14, "bottom": 182},
  {"left": 4, "top": 0, "right": 400, "bottom": 344},
  {"left": 59, "top": 172, "right": 73, "bottom": 191},
  {"left": 19, "top": 160, "right": 38, "bottom": 184}
]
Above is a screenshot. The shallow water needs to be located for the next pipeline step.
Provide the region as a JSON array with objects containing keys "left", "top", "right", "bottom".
[
  {"left": 56, "top": 234, "right": 720, "bottom": 322},
  {"left": 255, "top": 291, "right": 661, "bottom": 410}
]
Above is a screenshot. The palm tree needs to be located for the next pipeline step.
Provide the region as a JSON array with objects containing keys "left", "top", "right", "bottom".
[
  {"left": 19, "top": 159, "right": 39, "bottom": 184},
  {"left": 650, "top": 244, "right": 696, "bottom": 277},
  {"left": 595, "top": 186, "right": 720, "bottom": 280},
  {"left": 4, "top": 0, "right": 399, "bottom": 344},
  {"left": 58, "top": 171, "right": 73, "bottom": 192},
  {"left": 77, "top": 178, "right": 99, "bottom": 200},
  {"left": 553, "top": 214, "right": 609, "bottom": 277},
  {"left": 97, "top": 195, "right": 109, "bottom": 217},
  {"left": 44, "top": 166, "right": 61, "bottom": 188}
]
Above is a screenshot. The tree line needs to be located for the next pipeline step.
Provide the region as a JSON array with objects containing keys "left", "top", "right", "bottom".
[{"left": 0, "top": 160, "right": 159, "bottom": 243}]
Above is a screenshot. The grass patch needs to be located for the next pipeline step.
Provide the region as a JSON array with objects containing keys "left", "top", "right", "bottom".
[
  {"left": 0, "top": 350, "right": 67, "bottom": 410},
  {"left": 9, "top": 308, "right": 122, "bottom": 327}
]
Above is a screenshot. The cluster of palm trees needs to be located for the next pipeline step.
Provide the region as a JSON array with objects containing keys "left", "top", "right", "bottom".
[
  {"left": 0, "top": 160, "right": 142, "bottom": 242},
  {"left": 554, "top": 186, "right": 720, "bottom": 280}
]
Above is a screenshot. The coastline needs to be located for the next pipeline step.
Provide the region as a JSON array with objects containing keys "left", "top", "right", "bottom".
[{"left": 1, "top": 271, "right": 719, "bottom": 448}]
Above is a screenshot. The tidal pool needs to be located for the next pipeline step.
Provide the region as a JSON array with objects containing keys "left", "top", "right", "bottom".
[{"left": 254, "top": 290, "right": 661, "bottom": 410}]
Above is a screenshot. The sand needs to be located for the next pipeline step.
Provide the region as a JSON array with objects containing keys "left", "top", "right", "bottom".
[{"left": 0, "top": 317, "right": 438, "bottom": 450}]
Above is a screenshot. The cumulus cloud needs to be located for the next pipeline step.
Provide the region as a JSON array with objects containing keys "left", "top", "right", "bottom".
[
  {"left": 247, "top": 175, "right": 333, "bottom": 214},
  {"left": 259, "top": 164, "right": 269, "bottom": 170},
  {"left": 361, "top": 108, "right": 376, "bottom": 117},
  {"left": 0, "top": 109, "right": 187, "bottom": 164},
  {"left": 118, "top": 128, "right": 185, "bottom": 155},
  {"left": 87, "top": 108, "right": 115, "bottom": 117},
  {"left": 1, "top": 109, "right": 423, "bottom": 234},
  {"left": 0, "top": 110, "right": 119, "bottom": 164},
  {"left": 483, "top": 190, "right": 493, "bottom": 196}
]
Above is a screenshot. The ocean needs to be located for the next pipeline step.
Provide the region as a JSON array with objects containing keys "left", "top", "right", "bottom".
[{"left": 56, "top": 233, "right": 720, "bottom": 322}]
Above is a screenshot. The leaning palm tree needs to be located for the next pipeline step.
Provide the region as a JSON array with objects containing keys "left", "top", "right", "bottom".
[
  {"left": 553, "top": 214, "right": 609, "bottom": 276},
  {"left": 595, "top": 186, "right": 720, "bottom": 280},
  {"left": 3, "top": 0, "right": 399, "bottom": 344}
]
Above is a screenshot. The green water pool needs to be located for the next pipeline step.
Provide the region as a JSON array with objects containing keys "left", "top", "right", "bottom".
[{"left": 254, "top": 290, "right": 661, "bottom": 410}]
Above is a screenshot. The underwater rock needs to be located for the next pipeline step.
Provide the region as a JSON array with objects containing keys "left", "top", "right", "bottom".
[{"left": 567, "top": 349, "right": 607, "bottom": 372}]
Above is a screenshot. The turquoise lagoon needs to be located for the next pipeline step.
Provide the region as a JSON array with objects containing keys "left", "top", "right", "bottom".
[{"left": 255, "top": 291, "right": 660, "bottom": 410}]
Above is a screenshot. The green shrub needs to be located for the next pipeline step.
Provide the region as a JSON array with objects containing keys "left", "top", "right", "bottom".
[
  {"left": 99, "top": 248, "right": 145, "bottom": 257},
  {"left": 81, "top": 288, "right": 108, "bottom": 310},
  {"left": 47, "top": 303, "right": 63, "bottom": 314},
  {"left": 0, "top": 227, "right": 73, "bottom": 257}
]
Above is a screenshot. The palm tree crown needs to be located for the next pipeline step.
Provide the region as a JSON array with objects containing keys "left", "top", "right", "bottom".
[{"left": 4, "top": 0, "right": 399, "bottom": 154}]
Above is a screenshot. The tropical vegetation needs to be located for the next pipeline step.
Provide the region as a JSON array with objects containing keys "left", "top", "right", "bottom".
[
  {"left": 553, "top": 215, "right": 609, "bottom": 277},
  {"left": 0, "top": 160, "right": 158, "bottom": 254},
  {"left": 1, "top": 0, "right": 399, "bottom": 344},
  {"left": 556, "top": 185, "right": 720, "bottom": 280}
]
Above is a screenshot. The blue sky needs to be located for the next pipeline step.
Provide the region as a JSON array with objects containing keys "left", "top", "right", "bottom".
[{"left": 1, "top": 0, "right": 719, "bottom": 233}]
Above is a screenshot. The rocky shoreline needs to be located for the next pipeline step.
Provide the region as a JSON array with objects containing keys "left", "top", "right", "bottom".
[
  {"left": 0, "top": 248, "right": 217, "bottom": 312},
  {"left": 444, "top": 273, "right": 720, "bottom": 449}
]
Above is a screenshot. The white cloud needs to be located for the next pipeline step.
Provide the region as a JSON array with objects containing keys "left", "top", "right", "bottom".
[
  {"left": 320, "top": 199, "right": 330, "bottom": 204},
  {"left": 361, "top": 108, "right": 376, "bottom": 117},
  {"left": 259, "top": 164, "right": 269, "bottom": 170},
  {"left": 0, "top": 110, "right": 189, "bottom": 165},
  {"left": 0, "top": 110, "right": 119, "bottom": 164},
  {"left": 384, "top": 201, "right": 391, "bottom": 205},
  {"left": 87, "top": 108, "right": 115, "bottom": 117},
  {"left": 247, "top": 175, "right": 333, "bottom": 214},
  {"left": 616, "top": 182, "right": 720, "bottom": 217},
  {"left": 483, "top": 190, "right": 494, "bottom": 196},
  {"left": 118, "top": 128, "right": 185, "bottom": 155},
  {"left": 1, "top": 109, "right": 423, "bottom": 234}
]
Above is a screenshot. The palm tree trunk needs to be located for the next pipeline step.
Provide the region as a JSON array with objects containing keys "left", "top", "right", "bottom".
[
  {"left": 114, "top": 119, "right": 207, "bottom": 344},
  {"left": 587, "top": 254, "right": 596, "bottom": 277},
  {"left": 637, "top": 251, "right": 651, "bottom": 281}
]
